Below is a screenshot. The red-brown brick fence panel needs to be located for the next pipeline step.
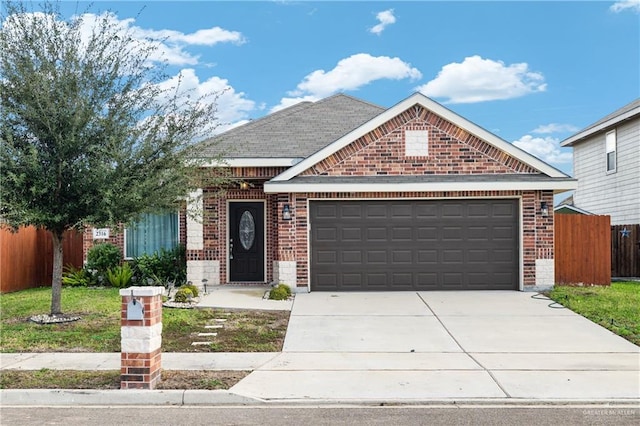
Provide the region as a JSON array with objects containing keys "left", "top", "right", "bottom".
[{"left": 555, "top": 214, "right": 611, "bottom": 286}]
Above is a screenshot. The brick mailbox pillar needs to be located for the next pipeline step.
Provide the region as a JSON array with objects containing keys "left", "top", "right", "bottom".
[{"left": 120, "top": 286, "right": 164, "bottom": 390}]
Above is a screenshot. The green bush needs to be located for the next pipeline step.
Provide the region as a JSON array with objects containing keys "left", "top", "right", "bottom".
[
  {"left": 269, "top": 284, "right": 291, "bottom": 300},
  {"left": 105, "top": 263, "right": 133, "bottom": 288},
  {"left": 183, "top": 283, "right": 199, "bottom": 298},
  {"left": 86, "top": 243, "right": 122, "bottom": 276},
  {"left": 173, "top": 287, "right": 193, "bottom": 303},
  {"left": 131, "top": 245, "right": 186, "bottom": 286},
  {"left": 62, "top": 265, "right": 94, "bottom": 287}
]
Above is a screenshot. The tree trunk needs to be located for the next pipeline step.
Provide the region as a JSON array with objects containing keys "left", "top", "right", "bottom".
[{"left": 50, "top": 231, "right": 64, "bottom": 315}]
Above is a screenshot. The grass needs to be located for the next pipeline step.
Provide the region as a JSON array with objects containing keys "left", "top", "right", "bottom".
[
  {"left": 549, "top": 281, "right": 640, "bottom": 346},
  {"left": 0, "top": 286, "right": 289, "bottom": 353}
]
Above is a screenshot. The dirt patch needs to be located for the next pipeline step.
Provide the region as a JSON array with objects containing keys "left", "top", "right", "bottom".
[{"left": 0, "top": 370, "right": 250, "bottom": 390}]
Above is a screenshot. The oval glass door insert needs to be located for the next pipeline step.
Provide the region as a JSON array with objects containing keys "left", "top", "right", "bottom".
[{"left": 239, "top": 211, "right": 255, "bottom": 250}]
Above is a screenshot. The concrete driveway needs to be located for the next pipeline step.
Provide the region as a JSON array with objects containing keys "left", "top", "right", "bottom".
[{"left": 231, "top": 291, "right": 640, "bottom": 402}]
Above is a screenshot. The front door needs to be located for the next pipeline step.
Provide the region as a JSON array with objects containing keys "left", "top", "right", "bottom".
[{"left": 229, "top": 202, "right": 264, "bottom": 282}]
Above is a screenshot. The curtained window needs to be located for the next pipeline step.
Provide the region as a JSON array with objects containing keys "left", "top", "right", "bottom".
[{"left": 125, "top": 212, "right": 178, "bottom": 258}]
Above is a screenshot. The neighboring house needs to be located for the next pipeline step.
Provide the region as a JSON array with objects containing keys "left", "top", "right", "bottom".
[
  {"left": 553, "top": 195, "right": 593, "bottom": 215},
  {"left": 87, "top": 93, "right": 576, "bottom": 292},
  {"left": 560, "top": 99, "right": 640, "bottom": 225}
]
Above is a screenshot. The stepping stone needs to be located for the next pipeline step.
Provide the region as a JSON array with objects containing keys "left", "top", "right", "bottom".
[
  {"left": 191, "top": 341, "right": 213, "bottom": 346},
  {"left": 204, "top": 325, "right": 223, "bottom": 329},
  {"left": 197, "top": 332, "right": 218, "bottom": 337},
  {"left": 214, "top": 319, "right": 227, "bottom": 322}
]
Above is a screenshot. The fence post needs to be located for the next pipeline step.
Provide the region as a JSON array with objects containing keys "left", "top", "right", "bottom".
[{"left": 120, "top": 286, "right": 164, "bottom": 390}]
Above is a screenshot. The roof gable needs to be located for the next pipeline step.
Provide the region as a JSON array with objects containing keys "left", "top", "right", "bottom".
[
  {"left": 273, "top": 93, "right": 569, "bottom": 181},
  {"left": 300, "top": 104, "right": 538, "bottom": 177}
]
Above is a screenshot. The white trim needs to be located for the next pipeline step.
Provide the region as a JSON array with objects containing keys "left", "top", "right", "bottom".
[
  {"left": 209, "top": 158, "right": 303, "bottom": 167},
  {"left": 273, "top": 93, "right": 568, "bottom": 181},
  {"left": 264, "top": 180, "right": 577, "bottom": 194},
  {"left": 305, "top": 195, "right": 524, "bottom": 292},
  {"left": 518, "top": 197, "right": 524, "bottom": 291},
  {"left": 226, "top": 199, "right": 267, "bottom": 283},
  {"left": 561, "top": 105, "right": 640, "bottom": 147}
]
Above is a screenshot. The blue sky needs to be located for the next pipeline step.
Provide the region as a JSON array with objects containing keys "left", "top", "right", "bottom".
[{"left": 14, "top": 1, "right": 640, "bottom": 174}]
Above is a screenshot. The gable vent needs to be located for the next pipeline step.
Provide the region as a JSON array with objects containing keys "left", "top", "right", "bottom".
[{"left": 405, "top": 130, "right": 429, "bottom": 157}]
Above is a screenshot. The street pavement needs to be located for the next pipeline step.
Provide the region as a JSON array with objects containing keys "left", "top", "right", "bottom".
[{"left": 1, "top": 289, "right": 639, "bottom": 406}]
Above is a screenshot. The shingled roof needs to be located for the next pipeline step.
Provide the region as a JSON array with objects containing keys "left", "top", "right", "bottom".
[
  {"left": 197, "top": 94, "right": 385, "bottom": 159},
  {"left": 561, "top": 98, "right": 640, "bottom": 147}
]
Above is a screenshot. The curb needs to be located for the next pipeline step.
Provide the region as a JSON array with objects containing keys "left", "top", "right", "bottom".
[
  {"left": 0, "top": 389, "right": 264, "bottom": 406},
  {"left": 1, "top": 390, "right": 638, "bottom": 407}
]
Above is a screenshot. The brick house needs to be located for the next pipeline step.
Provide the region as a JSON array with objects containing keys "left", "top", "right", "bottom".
[{"left": 87, "top": 93, "right": 576, "bottom": 292}]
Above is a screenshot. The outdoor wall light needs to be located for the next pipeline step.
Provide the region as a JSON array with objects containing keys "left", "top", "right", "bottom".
[
  {"left": 540, "top": 202, "right": 549, "bottom": 217},
  {"left": 282, "top": 204, "right": 292, "bottom": 221},
  {"left": 239, "top": 181, "right": 250, "bottom": 190}
]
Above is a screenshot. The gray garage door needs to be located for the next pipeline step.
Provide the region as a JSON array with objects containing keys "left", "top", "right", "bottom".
[{"left": 310, "top": 199, "right": 519, "bottom": 291}]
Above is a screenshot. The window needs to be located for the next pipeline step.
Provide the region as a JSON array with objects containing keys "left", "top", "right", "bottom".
[
  {"left": 606, "top": 130, "right": 616, "bottom": 173},
  {"left": 125, "top": 212, "right": 179, "bottom": 258}
]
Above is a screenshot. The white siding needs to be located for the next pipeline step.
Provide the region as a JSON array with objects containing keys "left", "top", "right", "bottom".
[{"left": 573, "top": 118, "right": 640, "bottom": 225}]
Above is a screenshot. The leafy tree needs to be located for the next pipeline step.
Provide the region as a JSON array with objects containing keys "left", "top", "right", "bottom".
[{"left": 0, "top": 1, "right": 223, "bottom": 315}]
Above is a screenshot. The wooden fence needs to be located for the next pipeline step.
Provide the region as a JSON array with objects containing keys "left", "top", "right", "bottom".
[
  {"left": 0, "top": 226, "right": 83, "bottom": 293},
  {"left": 554, "top": 214, "right": 611, "bottom": 285},
  {"left": 611, "top": 224, "right": 640, "bottom": 277}
]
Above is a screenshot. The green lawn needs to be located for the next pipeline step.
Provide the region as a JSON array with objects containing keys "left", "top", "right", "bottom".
[
  {"left": 0, "top": 287, "right": 288, "bottom": 353},
  {"left": 549, "top": 281, "right": 640, "bottom": 346}
]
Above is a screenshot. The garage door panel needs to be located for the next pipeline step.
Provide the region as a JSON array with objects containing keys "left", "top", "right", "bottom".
[
  {"left": 367, "top": 251, "right": 388, "bottom": 263},
  {"left": 310, "top": 199, "right": 519, "bottom": 291},
  {"left": 442, "top": 204, "right": 464, "bottom": 218},
  {"left": 341, "top": 251, "right": 362, "bottom": 263},
  {"left": 418, "top": 250, "right": 438, "bottom": 264},
  {"left": 392, "top": 227, "right": 412, "bottom": 240},
  {"left": 367, "top": 228, "right": 388, "bottom": 241},
  {"left": 341, "top": 227, "right": 362, "bottom": 241},
  {"left": 443, "top": 249, "right": 463, "bottom": 263},
  {"left": 417, "top": 227, "right": 438, "bottom": 241},
  {"left": 365, "top": 205, "right": 388, "bottom": 219},
  {"left": 315, "top": 205, "right": 338, "bottom": 219},
  {"left": 392, "top": 250, "right": 412, "bottom": 263},
  {"left": 316, "top": 251, "right": 337, "bottom": 264},
  {"left": 315, "top": 227, "right": 337, "bottom": 242}
]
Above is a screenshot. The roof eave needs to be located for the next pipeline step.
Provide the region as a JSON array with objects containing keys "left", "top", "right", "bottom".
[
  {"left": 264, "top": 180, "right": 578, "bottom": 194},
  {"left": 201, "top": 158, "right": 304, "bottom": 167},
  {"left": 561, "top": 106, "right": 640, "bottom": 147},
  {"left": 272, "top": 93, "right": 569, "bottom": 182}
]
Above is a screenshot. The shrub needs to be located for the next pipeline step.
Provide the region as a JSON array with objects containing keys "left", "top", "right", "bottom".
[
  {"left": 183, "top": 283, "right": 199, "bottom": 298},
  {"left": 62, "top": 265, "right": 94, "bottom": 287},
  {"left": 105, "top": 263, "right": 133, "bottom": 288},
  {"left": 86, "top": 243, "right": 122, "bottom": 276},
  {"left": 131, "top": 245, "right": 186, "bottom": 286},
  {"left": 269, "top": 283, "right": 291, "bottom": 300},
  {"left": 173, "top": 287, "right": 193, "bottom": 303}
]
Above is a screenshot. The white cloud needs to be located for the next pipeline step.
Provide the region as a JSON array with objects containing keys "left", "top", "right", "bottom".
[
  {"left": 610, "top": 0, "right": 640, "bottom": 13},
  {"left": 417, "top": 55, "right": 547, "bottom": 104},
  {"left": 532, "top": 123, "right": 579, "bottom": 134},
  {"left": 369, "top": 9, "right": 396, "bottom": 35},
  {"left": 76, "top": 12, "right": 244, "bottom": 66},
  {"left": 272, "top": 53, "right": 421, "bottom": 112},
  {"left": 154, "top": 69, "right": 255, "bottom": 134},
  {"left": 512, "top": 135, "right": 572, "bottom": 165}
]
